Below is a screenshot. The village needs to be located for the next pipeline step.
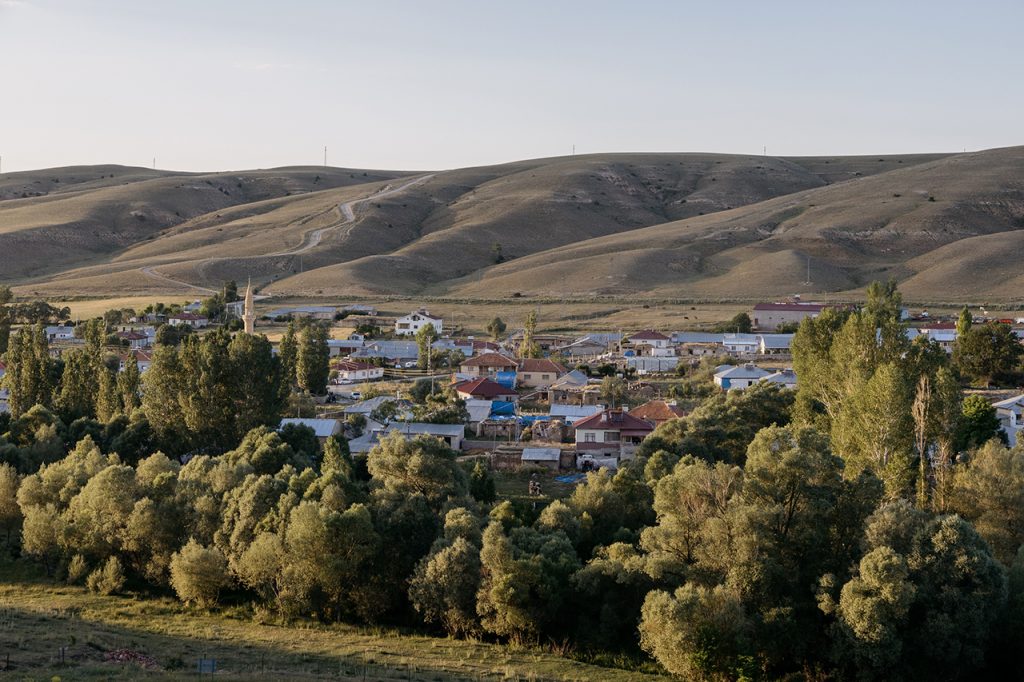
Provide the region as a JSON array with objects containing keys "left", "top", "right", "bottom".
[{"left": 6, "top": 293, "right": 1024, "bottom": 501}]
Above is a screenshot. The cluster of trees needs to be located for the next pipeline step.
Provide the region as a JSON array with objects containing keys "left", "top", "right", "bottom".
[
  {"left": 0, "top": 287, "right": 71, "bottom": 354},
  {"left": 278, "top": 320, "right": 331, "bottom": 395}
]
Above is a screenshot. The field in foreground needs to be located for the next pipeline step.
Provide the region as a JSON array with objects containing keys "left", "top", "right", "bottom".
[{"left": 0, "top": 563, "right": 663, "bottom": 681}]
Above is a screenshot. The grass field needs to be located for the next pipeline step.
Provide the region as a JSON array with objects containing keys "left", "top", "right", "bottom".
[{"left": 0, "top": 561, "right": 664, "bottom": 681}]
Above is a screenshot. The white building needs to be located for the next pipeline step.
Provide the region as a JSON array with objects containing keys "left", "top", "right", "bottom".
[
  {"left": 722, "top": 333, "right": 759, "bottom": 354},
  {"left": 168, "top": 313, "right": 209, "bottom": 328},
  {"left": 994, "top": 395, "right": 1024, "bottom": 447},
  {"left": 45, "top": 325, "right": 76, "bottom": 341},
  {"left": 714, "top": 364, "right": 773, "bottom": 390},
  {"left": 332, "top": 360, "right": 385, "bottom": 383},
  {"left": 395, "top": 309, "right": 443, "bottom": 336}
]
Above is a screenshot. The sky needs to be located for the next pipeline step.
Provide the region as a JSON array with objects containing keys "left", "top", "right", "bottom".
[{"left": 1, "top": 0, "right": 1022, "bottom": 172}]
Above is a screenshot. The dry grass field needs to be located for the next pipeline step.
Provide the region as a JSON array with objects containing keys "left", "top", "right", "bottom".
[{"left": 0, "top": 561, "right": 663, "bottom": 681}]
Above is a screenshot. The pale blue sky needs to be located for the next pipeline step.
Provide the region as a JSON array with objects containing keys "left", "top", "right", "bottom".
[{"left": 1, "top": 0, "right": 1021, "bottom": 172}]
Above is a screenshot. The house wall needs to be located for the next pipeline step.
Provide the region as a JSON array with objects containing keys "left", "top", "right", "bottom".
[
  {"left": 518, "top": 371, "right": 559, "bottom": 388},
  {"left": 752, "top": 309, "right": 819, "bottom": 330}
]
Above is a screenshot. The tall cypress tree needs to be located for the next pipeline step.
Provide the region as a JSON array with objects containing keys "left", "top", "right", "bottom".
[{"left": 296, "top": 322, "right": 329, "bottom": 395}]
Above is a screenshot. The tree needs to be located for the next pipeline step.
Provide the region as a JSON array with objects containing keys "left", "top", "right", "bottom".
[
  {"left": 956, "top": 306, "right": 973, "bottom": 337},
  {"left": 296, "top": 322, "right": 329, "bottom": 395},
  {"left": 3, "top": 324, "right": 53, "bottom": 418},
  {"left": 117, "top": 352, "right": 142, "bottom": 413},
  {"left": 490, "top": 242, "right": 505, "bottom": 264},
  {"left": 518, "top": 310, "right": 540, "bottom": 359},
  {"left": 367, "top": 431, "right": 466, "bottom": 505},
  {"left": 640, "top": 584, "right": 755, "bottom": 681},
  {"left": 415, "top": 323, "right": 439, "bottom": 370},
  {"left": 714, "top": 312, "right": 753, "bottom": 334},
  {"left": 954, "top": 323, "right": 1022, "bottom": 386},
  {"left": 958, "top": 394, "right": 1003, "bottom": 451},
  {"left": 279, "top": 321, "right": 298, "bottom": 385},
  {"left": 86, "top": 556, "right": 126, "bottom": 595},
  {"left": 864, "top": 277, "right": 903, "bottom": 325},
  {"left": 169, "top": 539, "right": 231, "bottom": 607},
  {"left": 223, "top": 280, "right": 239, "bottom": 303},
  {"left": 599, "top": 376, "right": 627, "bottom": 408},
  {"left": 825, "top": 502, "right": 1007, "bottom": 681},
  {"left": 832, "top": 363, "right": 915, "bottom": 498},
  {"left": 468, "top": 461, "right": 496, "bottom": 503},
  {"left": 0, "top": 463, "right": 21, "bottom": 550},
  {"left": 95, "top": 367, "right": 122, "bottom": 422},
  {"left": 55, "top": 349, "right": 96, "bottom": 422},
  {"left": 947, "top": 440, "right": 1024, "bottom": 566},
  {"left": 486, "top": 316, "right": 506, "bottom": 341},
  {"left": 0, "top": 285, "right": 12, "bottom": 354}
]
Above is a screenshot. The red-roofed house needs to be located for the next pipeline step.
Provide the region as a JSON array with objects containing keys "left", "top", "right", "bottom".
[
  {"left": 516, "top": 358, "right": 566, "bottom": 389},
  {"left": 574, "top": 408, "right": 654, "bottom": 460},
  {"left": 332, "top": 360, "right": 385, "bottom": 383},
  {"left": 117, "top": 330, "right": 150, "bottom": 349},
  {"left": 628, "top": 400, "right": 686, "bottom": 426},
  {"left": 751, "top": 303, "right": 824, "bottom": 331},
  {"left": 454, "top": 377, "right": 519, "bottom": 402},
  {"left": 118, "top": 350, "right": 154, "bottom": 373},
  {"left": 460, "top": 352, "right": 518, "bottom": 379}
]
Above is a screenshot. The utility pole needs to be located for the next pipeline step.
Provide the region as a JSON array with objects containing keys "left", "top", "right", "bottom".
[
  {"left": 324, "top": 146, "right": 327, "bottom": 167},
  {"left": 572, "top": 144, "right": 575, "bottom": 156},
  {"left": 153, "top": 157, "right": 156, "bottom": 169}
]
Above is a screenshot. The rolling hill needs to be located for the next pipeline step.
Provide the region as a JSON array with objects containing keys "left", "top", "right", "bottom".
[{"left": 3, "top": 147, "right": 1022, "bottom": 303}]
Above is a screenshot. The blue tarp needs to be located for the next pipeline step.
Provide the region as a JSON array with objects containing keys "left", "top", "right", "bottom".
[
  {"left": 490, "top": 401, "right": 516, "bottom": 416},
  {"left": 520, "top": 415, "right": 552, "bottom": 425},
  {"left": 555, "top": 473, "right": 587, "bottom": 484},
  {"left": 494, "top": 371, "right": 517, "bottom": 389}
]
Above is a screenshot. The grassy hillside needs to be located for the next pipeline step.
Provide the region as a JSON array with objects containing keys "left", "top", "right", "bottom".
[
  {"left": 0, "top": 563, "right": 662, "bottom": 681},
  {"left": 9, "top": 148, "right": 1024, "bottom": 303},
  {"left": 442, "top": 147, "right": 1024, "bottom": 302},
  {"left": 0, "top": 165, "right": 408, "bottom": 286}
]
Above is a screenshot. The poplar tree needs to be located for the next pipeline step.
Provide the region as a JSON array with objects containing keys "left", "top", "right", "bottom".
[
  {"left": 0, "top": 285, "right": 12, "bottom": 354},
  {"left": 518, "top": 310, "right": 540, "bottom": 359},
  {"left": 296, "top": 322, "right": 329, "bottom": 395},
  {"left": 117, "top": 353, "right": 142, "bottom": 413},
  {"left": 279, "top": 321, "right": 299, "bottom": 386}
]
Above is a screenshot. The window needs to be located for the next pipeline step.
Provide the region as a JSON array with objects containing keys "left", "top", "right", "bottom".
[
  {"left": 542, "top": 374, "right": 550, "bottom": 380},
  {"left": 604, "top": 431, "right": 620, "bottom": 442},
  {"left": 584, "top": 432, "right": 596, "bottom": 443}
]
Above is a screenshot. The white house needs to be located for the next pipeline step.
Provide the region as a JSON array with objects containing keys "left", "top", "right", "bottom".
[
  {"left": 994, "top": 395, "right": 1024, "bottom": 447},
  {"left": 714, "top": 364, "right": 773, "bottom": 390},
  {"left": 758, "top": 334, "right": 794, "bottom": 355},
  {"left": 168, "top": 313, "right": 209, "bottom": 328},
  {"left": 395, "top": 309, "right": 443, "bottom": 336},
  {"left": 45, "top": 325, "right": 76, "bottom": 341},
  {"left": 722, "top": 333, "right": 759, "bottom": 354},
  {"left": 332, "top": 360, "right": 384, "bottom": 383}
]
